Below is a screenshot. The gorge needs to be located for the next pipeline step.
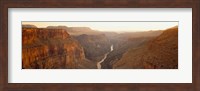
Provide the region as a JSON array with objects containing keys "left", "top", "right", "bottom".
[
  {"left": 97, "top": 45, "right": 113, "bottom": 69},
  {"left": 22, "top": 24, "right": 178, "bottom": 69}
]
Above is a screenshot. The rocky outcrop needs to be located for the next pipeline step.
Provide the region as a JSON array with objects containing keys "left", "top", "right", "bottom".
[
  {"left": 22, "top": 27, "right": 95, "bottom": 69},
  {"left": 22, "top": 28, "right": 70, "bottom": 45}
]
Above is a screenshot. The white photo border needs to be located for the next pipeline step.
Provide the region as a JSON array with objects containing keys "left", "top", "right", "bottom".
[{"left": 8, "top": 8, "right": 192, "bottom": 83}]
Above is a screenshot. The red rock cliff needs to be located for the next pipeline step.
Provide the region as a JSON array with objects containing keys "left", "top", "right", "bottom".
[{"left": 22, "top": 28, "right": 86, "bottom": 69}]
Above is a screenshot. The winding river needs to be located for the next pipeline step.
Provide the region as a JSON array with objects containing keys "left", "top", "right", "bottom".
[{"left": 97, "top": 45, "right": 114, "bottom": 69}]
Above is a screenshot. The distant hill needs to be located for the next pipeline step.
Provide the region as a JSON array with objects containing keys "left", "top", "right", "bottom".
[
  {"left": 117, "top": 30, "right": 163, "bottom": 39},
  {"left": 46, "top": 26, "right": 102, "bottom": 36},
  {"left": 46, "top": 26, "right": 68, "bottom": 29},
  {"left": 113, "top": 26, "right": 178, "bottom": 69},
  {"left": 22, "top": 24, "right": 37, "bottom": 28}
]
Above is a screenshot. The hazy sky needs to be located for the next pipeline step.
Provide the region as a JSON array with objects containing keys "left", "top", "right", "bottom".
[{"left": 22, "top": 22, "right": 178, "bottom": 32}]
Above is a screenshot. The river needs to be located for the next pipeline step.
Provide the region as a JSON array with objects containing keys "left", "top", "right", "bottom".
[{"left": 97, "top": 45, "right": 114, "bottom": 69}]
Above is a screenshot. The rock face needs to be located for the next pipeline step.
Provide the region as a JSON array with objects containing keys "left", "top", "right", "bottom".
[
  {"left": 113, "top": 26, "right": 178, "bottom": 69},
  {"left": 22, "top": 28, "right": 88, "bottom": 69}
]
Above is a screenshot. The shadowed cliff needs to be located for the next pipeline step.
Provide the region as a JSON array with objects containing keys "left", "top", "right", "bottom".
[{"left": 74, "top": 34, "right": 111, "bottom": 62}]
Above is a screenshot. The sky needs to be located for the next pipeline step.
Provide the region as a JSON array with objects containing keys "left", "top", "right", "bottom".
[{"left": 22, "top": 21, "right": 178, "bottom": 32}]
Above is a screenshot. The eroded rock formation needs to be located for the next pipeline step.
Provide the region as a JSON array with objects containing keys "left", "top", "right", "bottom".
[{"left": 22, "top": 28, "right": 93, "bottom": 69}]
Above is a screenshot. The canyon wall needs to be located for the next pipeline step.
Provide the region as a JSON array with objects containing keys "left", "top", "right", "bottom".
[
  {"left": 22, "top": 28, "right": 90, "bottom": 69},
  {"left": 113, "top": 26, "right": 178, "bottom": 69}
]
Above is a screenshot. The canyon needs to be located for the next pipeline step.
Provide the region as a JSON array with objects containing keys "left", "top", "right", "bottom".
[{"left": 22, "top": 24, "right": 178, "bottom": 69}]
